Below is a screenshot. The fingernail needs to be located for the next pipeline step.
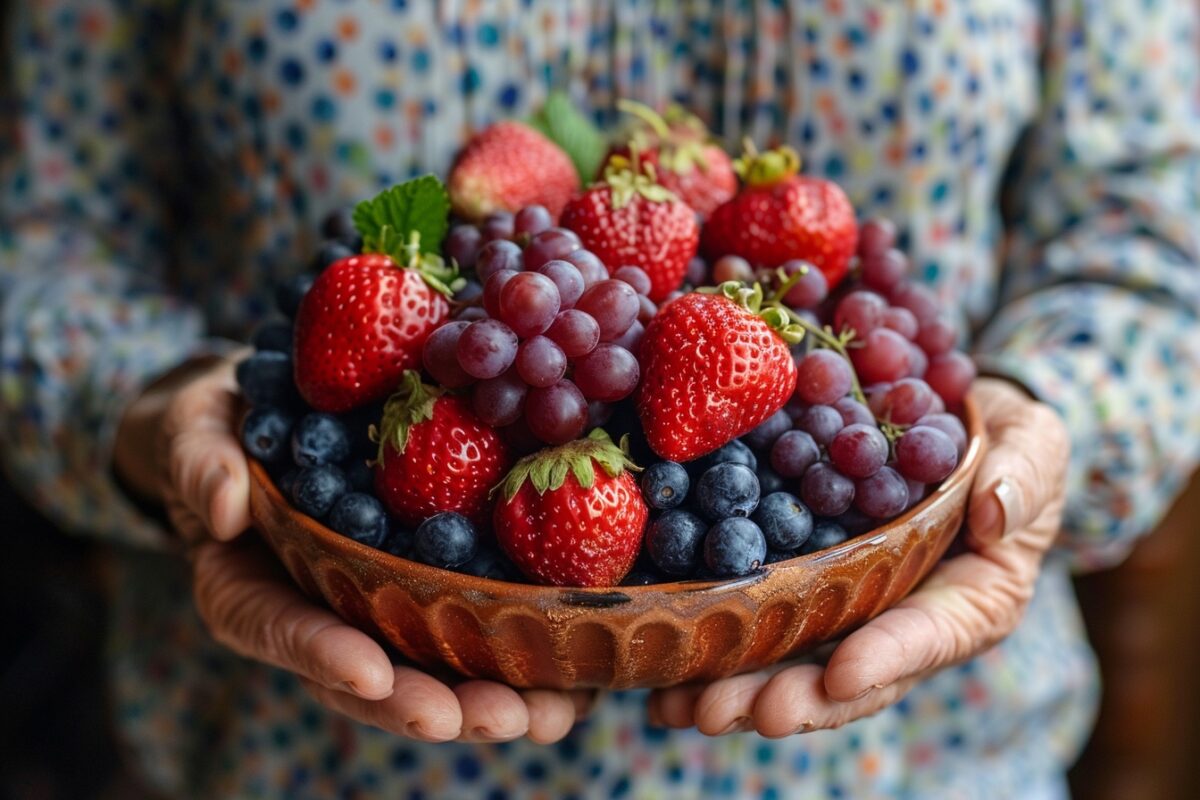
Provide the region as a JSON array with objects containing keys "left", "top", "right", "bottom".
[
  {"left": 468, "top": 726, "right": 510, "bottom": 742},
  {"left": 404, "top": 721, "right": 433, "bottom": 740},
  {"left": 848, "top": 683, "right": 884, "bottom": 701},
  {"left": 714, "top": 717, "right": 753, "bottom": 736},
  {"left": 994, "top": 479, "right": 1022, "bottom": 539}
]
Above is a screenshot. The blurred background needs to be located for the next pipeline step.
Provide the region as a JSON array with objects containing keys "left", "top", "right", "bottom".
[{"left": 2, "top": 471, "right": 1198, "bottom": 800}]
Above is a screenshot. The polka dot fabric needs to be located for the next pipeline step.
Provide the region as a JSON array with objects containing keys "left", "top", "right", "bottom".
[{"left": 3, "top": 1, "right": 1199, "bottom": 798}]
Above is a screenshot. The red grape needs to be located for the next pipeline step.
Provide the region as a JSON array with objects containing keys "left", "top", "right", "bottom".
[
  {"left": 712, "top": 255, "right": 754, "bottom": 284},
  {"left": 472, "top": 369, "right": 527, "bottom": 427},
  {"left": 524, "top": 227, "right": 581, "bottom": 270},
  {"left": 770, "top": 430, "right": 821, "bottom": 478},
  {"left": 422, "top": 320, "right": 475, "bottom": 389},
  {"left": 833, "top": 397, "right": 875, "bottom": 427},
  {"left": 925, "top": 351, "right": 976, "bottom": 407},
  {"left": 637, "top": 294, "right": 658, "bottom": 324},
  {"left": 895, "top": 426, "right": 959, "bottom": 483},
  {"left": 573, "top": 344, "right": 640, "bottom": 402},
  {"left": 907, "top": 342, "right": 929, "bottom": 378},
  {"left": 525, "top": 380, "right": 588, "bottom": 444},
  {"left": 914, "top": 412, "right": 968, "bottom": 457},
  {"left": 780, "top": 260, "right": 829, "bottom": 309},
  {"left": 857, "top": 218, "right": 897, "bottom": 260},
  {"left": 800, "top": 462, "right": 855, "bottom": 517},
  {"left": 796, "top": 404, "right": 845, "bottom": 446},
  {"left": 834, "top": 291, "right": 887, "bottom": 338},
  {"left": 854, "top": 466, "right": 909, "bottom": 519},
  {"left": 475, "top": 239, "right": 523, "bottom": 284},
  {"left": 861, "top": 248, "right": 908, "bottom": 292},
  {"left": 686, "top": 256, "right": 708, "bottom": 286},
  {"left": 611, "top": 319, "right": 645, "bottom": 356},
  {"left": 587, "top": 400, "right": 614, "bottom": 428},
  {"left": 882, "top": 306, "right": 919, "bottom": 340},
  {"left": 795, "top": 350, "right": 853, "bottom": 405},
  {"left": 850, "top": 328, "right": 912, "bottom": 384},
  {"left": 515, "top": 336, "right": 567, "bottom": 388},
  {"left": 564, "top": 249, "right": 609, "bottom": 286},
  {"left": 613, "top": 265, "right": 652, "bottom": 296},
  {"left": 455, "top": 306, "right": 488, "bottom": 322},
  {"left": 878, "top": 378, "right": 934, "bottom": 424},
  {"left": 546, "top": 309, "right": 601, "bottom": 358},
  {"left": 514, "top": 204, "right": 552, "bottom": 239},
  {"left": 889, "top": 281, "right": 939, "bottom": 324},
  {"left": 499, "top": 271, "right": 561, "bottom": 337},
  {"left": 865, "top": 382, "right": 892, "bottom": 418},
  {"left": 829, "top": 423, "right": 889, "bottom": 478},
  {"left": 916, "top": 315, "right": 957, "bottom": 356},
  {"left": 481, "top": 211, "right": 514, "bottom": 242},
  {"left": 536, "top": 259, "right": 585, "bottom": 309},
  {"left": 456, "top": 318, "right": 518, "bottom": 379},
  {"left": 445, "top": 224, "right": 482, "bottom": 270},
  {"left": 576, "top": 279, "right": 639, "bottom": 341},
  {"left": 482, "top": 269, "right": 517, "bottom": 318}
]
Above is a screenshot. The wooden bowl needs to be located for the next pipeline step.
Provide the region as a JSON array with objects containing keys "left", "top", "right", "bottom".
[{"left": 249, "top": 395, "right": 985, "bottom": 690}]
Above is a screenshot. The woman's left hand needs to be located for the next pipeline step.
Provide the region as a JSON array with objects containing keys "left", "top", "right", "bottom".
[{"left": 647, "top": 377, "right": 1070, "bottom": 737}]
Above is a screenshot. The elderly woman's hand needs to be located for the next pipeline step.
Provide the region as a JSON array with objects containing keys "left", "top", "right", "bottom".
[
  {"left": 115, "top": 355, "right": 591, "bottom": 744},
  {"left": 646, "top": 377, "right": 1069, "bottom": 736}
]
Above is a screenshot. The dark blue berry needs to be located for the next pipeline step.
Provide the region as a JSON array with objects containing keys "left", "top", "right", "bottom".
[
  {"left": 640, "top": 461, "right": 690, "bottom": 510},
  {"left": 327, "top": 492, "right": 388, "bottom": 548},
  {"left": 756, "top": 464, "right": 786, "bottom": 495},
  {"left": 459, "top": 544, "right": 519, "bottom": 580},
  {"left": 695, "top": 462, "right": 760, "bottom": 522},
  {"left": 752, "top": 492, "right": 814, "bottom": 551},
  {"left": 251, "top": 320, "right": 294, "bottom": 353},
  {"left": 236, "top": 351, "right": 299, "bottom": 408},
  {"left": 312, "top": 239, "right": 355, "bottom": 271},
  {"left": 414, "top": 512, "right": 477, "bottom": 568},
  {"left": 691, "top": 438, "right": 757, "bottom": 476},
  {"left": 646, "top": 509, "right": 708, "bottom": 576},
  {"left": 704, "top": 517, "right": 767, "bottom": 577},
  {"left": 620, "top": 570, "right": 659, "bottom": 586},
  {"left": 292, "top": 413, "right": 351, "bottom": 467},
  {"left": 834, "top": 508, "right": 875, "bottom": 536},
  {"left": 275, "top": 468, "right": 301, "bottom": 500},
  {"left": 320, "top": 208, "right": 358, "bottom": 243},
  {"left": 241, "top": 407, "right": 294, "bottom": 463},
  {"left": 800, "top": 520, "right": 850, "bottom": 554},
  {"left": 765, "top": 549, "right": 797, "bottom": 564},
  {"left": 741, "top": 410, "right": 793, "bottom": 452},
  {"left": 454, "top": 279, "right": 484, "bottom": 304},
  {"left": 382, "top": 521, "right": 414, "bottom": 558},
  {"left": 275, "top": 274, "right": 315, "bottom": 319},
  {"left": 291, "top": 465, "right": 349, "bottom": 518},
  {"left": 343, "top": 458, "right": 374, "bottom": 492}
]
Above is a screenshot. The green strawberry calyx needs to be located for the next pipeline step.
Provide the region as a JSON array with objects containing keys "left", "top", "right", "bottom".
[
  {"left": 602, "top": 155, "right": 678, "bottom": 210},
  {"left": 696, "top": 280, "right": 807, "bottom": 346},
  {"left": 352, "top": 175, "right": 464, "bottom": 297},
  {"left": 616, "top": 99, "right": 713, "bottom": 176},
  {"left": 734, "top": 140, "right": 800, "bottom": 188},
  {"left": 370, "top": 370, "right": 443, "bottom": 464},
  {"left": 494, "top": 428, "right": 640, "bottom": 503}
]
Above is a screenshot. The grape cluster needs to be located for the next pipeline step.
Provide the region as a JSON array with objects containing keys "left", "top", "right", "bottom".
[{"left": 429, "top": 205, "right": 658, "bottom": 447}]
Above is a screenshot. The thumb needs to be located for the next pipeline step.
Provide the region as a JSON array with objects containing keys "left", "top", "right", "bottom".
[{"left": 965, "top": 379, "right": 1069, "bottom": 550}]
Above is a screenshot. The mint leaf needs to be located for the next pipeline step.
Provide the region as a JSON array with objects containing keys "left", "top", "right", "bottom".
[
  {"left": 528, "top": 92, "right": 607, "bottom": 184},
  {"left": 352, "top": 175, "right": 450, "bottom": 258}
]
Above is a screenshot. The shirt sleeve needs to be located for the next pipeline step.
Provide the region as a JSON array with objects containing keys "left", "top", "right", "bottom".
[
  {"left": 975, "top": 0, "right": 1200, "bottom": 570},
  {"left": 0, "top": 1, "right": 215, "bottom": 547}
]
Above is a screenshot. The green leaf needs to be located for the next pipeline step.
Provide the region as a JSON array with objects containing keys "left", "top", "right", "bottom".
[
  {"left": 528, "top": 92, "right": 607, "bottom": 184},
  {"left": 353, "top": 175, "right": 450, "bottom": 259}
]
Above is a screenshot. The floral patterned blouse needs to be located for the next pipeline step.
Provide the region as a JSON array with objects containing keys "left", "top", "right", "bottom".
[{"left": 3, "top": 1, "right": 1199, "bottom": 798}]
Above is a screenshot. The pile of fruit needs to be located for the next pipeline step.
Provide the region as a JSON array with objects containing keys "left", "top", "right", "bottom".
[{"left": 238, "top": 99, "right": 975, "bottom": 588}]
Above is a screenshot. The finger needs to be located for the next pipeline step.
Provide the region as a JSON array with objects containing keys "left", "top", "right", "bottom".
[
  {"left": 753, "top": 663, "right": 915, "bottom": 737},
  {"left": 192, "top": 539, "right": 394, "bottom": 699},
  {"left": 965, "top": 381, "right": 1068, "bottom": 549},
  {"left": 454, "top": 681, "right": 531, "bottom": 742},
  {"left": 822, "top": 552, "right": 1030, "bottom": 702},
  {"left": 692, "top": 670, "right": 773, "bottom": 736},
  {"left": 521, "top": 690, "right": 578, "bottom": 744},
  {"left": 299, "top": 664, "right": 463, "bottom": 742},
  {"left": 647, "top": 683, "right": 706, "bottom": 729}
]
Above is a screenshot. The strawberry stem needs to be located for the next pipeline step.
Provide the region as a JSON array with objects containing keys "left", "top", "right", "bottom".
[
  {"left": 616, "top": 99, "right": 672, "bottom": 141},
  {"left": 602, "top": 156, "right": 677, "bottom": 209},
  {"left": 370, "top": 370, "right": 443, "bottom": 464},
  {"left": 734, "top": 141, "right": 801, "bottom": 187},
  {"left": 494, "top": 428, "right": 640, "bottom": 502}
]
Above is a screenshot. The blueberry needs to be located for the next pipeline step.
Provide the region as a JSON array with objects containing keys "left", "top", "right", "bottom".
[
  {"left": 756, "top": 464, "right": 786, "bottom": 495},
  {"left": 741, "top": 410, "right": 793, "bottom": 452},
  {"left": 320, "top": 207, "right": 358, "bottom": 243},
  {"left": 752, "top": 492, "right": 814, "bottom": 551},
  {"left": 833, "top": 508, "right": 875, "bottom": 537},
  {"left": 275, "top": 468, "right": 300, "bottom": 500},
  {"left": 251, "top": 320, "right": 294, "bottom": 353},
  {"left": 691, "top": 438, "right": 757, "bottom": 476},
  {"left": 454, "top": 279, "right": 484, "bottom": 304},
  {"left": 695, "top": 463, "right": 760, "bottom": 521},
  {"left": 343, "top": 458, "right": 374, "bottom": 492},
  {"left": 620, "top": 570, "right": 660, "bottom": 586},
  {"left": 312, "top": 239, "right": 355, "bottom": 272},
  {"left": 459, "top": 544, "right": 519, "bottom": 580},
  {"left": 414, "top": 512, "right": 477, "bottom": 568},
  {"left": 646, "top": 509, "right": 708, "bottom": 576},
  {"left": 765, "top": 549, "right": 797, "bottom": 565},
  {"left": 241, "top": 407, "right": 294, "bottom": 463},
  {"left": 800, "top": 520, "right": 850, "bottom": 554},
  {"left": 275, "top": 274, "right": 315, "bottom": 319},
  {"left": 382, "top": 521, "right": 414, "bottom": 558},
  {"left": 291, "top": 465, "right": 349, "bottom": 518},
  {"left": 328, "top": 492, "right": 388, "bottom": 548},
  {"left": 640, "top": 461, "right": 690, "bottom": 510},
  {"left": 236, "top": 351, "right": 299, "bottom": 409},
  {"left": 704, "top": 517, "right": 768, "bottom": 577},
  {"left": 292, "top": 413, "right": 351, "bottom": 467}
]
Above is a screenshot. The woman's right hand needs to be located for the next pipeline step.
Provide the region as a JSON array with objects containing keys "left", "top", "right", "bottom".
[{"left": 116, "top": 356, "right": 589, "bottom": 744}]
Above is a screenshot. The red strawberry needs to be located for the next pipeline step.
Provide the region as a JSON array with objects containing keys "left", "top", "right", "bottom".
[
  {"left": 702, "top": 144, "right": 858, "bottom": 289},
  {"left": 294, "top": 253, "right": 449, "bottom": 412},
  {"left": 493, "top": 429, "right": 647, "bottom": 587},
  {"left": 559, "top": 159, "right": 699, "bottom": 302},
  {"left": 373, "top": 371, "right": 511, "bottom": 527},
  {"left": 605, "top": 101, "right": 737, "bottom": 219},
  {"left": 636, "top": 286, "right": 800, "bottom": 462},
  {"left": 448, "top": 121, "right": 580, "bottom": 222}
]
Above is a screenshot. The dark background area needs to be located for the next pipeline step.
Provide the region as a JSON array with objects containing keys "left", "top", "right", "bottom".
[{"left": 2, "top": 474, "right": 1198, "bottom": 800}]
